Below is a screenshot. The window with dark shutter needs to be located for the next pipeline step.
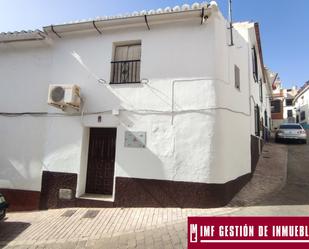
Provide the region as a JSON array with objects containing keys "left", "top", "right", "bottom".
[
  {"left": 271, "top": 100, "right": 281, "bottom": 113},
  {"left": 255, "top": 105, "right": 260, "bottom": 136},
  {"left": 252, "top": 46, "right": 258, "bottom": 82},
  {"left": 234, "top": 65, "right": 240, "bottom": 90},
  {"left": 259, "top": 79, "right": 263, "bottom": 102},
  {"left": 287, "top": 110, "right": 293, "bottom": 118},
  {"left": 286, "top": 99, "right": 293, "bottom": 106}
]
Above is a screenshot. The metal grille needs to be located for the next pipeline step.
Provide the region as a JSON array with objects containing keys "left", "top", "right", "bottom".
[
  {"left": 82, "top": 210, "right": 100, "bottom": 219},
  {"left": 61, "top": 210, "right": 77, "bottom": 218},
  {"left": 110, "top": 60, "right": 141, "bottom": 84}
]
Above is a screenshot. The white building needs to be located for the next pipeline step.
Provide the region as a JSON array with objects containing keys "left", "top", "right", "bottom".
[
  {"left": 294, "top": 82, "right": 309, "bottom": 128},
  {"left": 269, "top": 70, "right": 298, "bottom": 130},
  {"left": 0, "top": 2, "right": 272, "bottom": 210}
]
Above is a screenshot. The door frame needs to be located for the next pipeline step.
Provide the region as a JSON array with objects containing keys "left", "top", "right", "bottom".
[{"left": 76, "top": 127, "right": 118, "bottom": 199}]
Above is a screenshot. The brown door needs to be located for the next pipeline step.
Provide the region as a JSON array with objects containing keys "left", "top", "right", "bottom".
[{"left": 85, "top": 128, "right": 117, "bottom": 195}]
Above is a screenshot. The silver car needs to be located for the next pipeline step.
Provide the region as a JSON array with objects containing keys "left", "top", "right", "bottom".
[{"left": 275, "top": 124, "right": 307, "bottom": 144}]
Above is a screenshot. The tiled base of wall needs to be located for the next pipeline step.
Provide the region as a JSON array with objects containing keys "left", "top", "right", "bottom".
[
  {"left": 3, "top": 135, "right": 263, "bottom": 211},
  {"left": 251, "top": 135, "right": 262, "bottom": 173},
  {"left": 0, "top": 189, "right": 40, "bottom": 211}
]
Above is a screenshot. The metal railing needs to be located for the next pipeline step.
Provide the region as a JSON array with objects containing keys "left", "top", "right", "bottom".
[{"left": 110, "top": 60, "right": 141, "bottom": 84}]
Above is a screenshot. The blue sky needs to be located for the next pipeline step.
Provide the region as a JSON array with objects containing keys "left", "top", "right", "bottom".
[{"left": 0, "top": 0, "right": 308, "bottom": 88}]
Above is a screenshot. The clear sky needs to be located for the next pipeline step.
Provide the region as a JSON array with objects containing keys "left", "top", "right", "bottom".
[{"left": 0, "top": 0, "right": 308, "bottom": 88}]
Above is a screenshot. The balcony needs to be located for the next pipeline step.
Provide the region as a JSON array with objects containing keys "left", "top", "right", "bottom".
[{"left": 110, "top": 60, "right": 141, "bottom": 84}]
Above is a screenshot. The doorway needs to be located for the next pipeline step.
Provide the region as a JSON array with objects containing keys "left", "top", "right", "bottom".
[{"left": 85, "top": 128, "right": 117, "bottom": 195}]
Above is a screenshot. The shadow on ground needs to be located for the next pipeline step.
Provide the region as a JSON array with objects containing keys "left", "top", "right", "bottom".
[{"left": 0, "top": 221, "right": 30, "bottom": 248}]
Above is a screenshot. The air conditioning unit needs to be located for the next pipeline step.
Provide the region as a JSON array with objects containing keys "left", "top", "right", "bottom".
[{"left": 48, "top": 84, "right": 81, "bottom": 110}]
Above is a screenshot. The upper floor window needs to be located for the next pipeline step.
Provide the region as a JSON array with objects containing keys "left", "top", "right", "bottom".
[
  {"left": 271, "top": 100, "right": 281, "bottom": 113},
  {"left": 111, "top": 43, "right": 141, "bottom": 84},
  {"left": 234, "top": 65, "right": 240, "bottom": 90},
  {"left": 259, "top": 79, "right": 263, "bottom": 102},
  {"left": 252, "top": 46, "right": 258, "bottom": 82},
  {"left": 301, "top": 111, "right": 306, "bottom": 121},
  {"left": 286, "top": 99, "right": 293, "bottom": 106}
]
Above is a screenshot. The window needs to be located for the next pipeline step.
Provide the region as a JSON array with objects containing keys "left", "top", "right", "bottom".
[
  {"left": 296, "top": 115, "right": 299, "bottom": 123},
  {"left": 301, "top": 111, "right": 306, "bottom": 121},
  {"left": 264, "top": 110, "right": 268, "bottom": 128},
  {"left": 255, "top": 105, "right": 260, "bottom": 136},
  {"left": 286, "top": 99, "right": 293, "bottom": 106},
  {"left": 271, "top": 100, "right": 281, "bottom": 113},
  {"left": 252, "top": 46, "right": 258, "bottom": 82},
  {"left": 111, "top": 43, "right": 141, "bottom": 84},
  {"left": 234, "top": 65, "right": 240, "bottom": 90},
  {"left": 287, "top": 110, "right": 293, "bottom": 117},
  {"left": 259, "top": 79, "right": 263, "bottom": 102}
]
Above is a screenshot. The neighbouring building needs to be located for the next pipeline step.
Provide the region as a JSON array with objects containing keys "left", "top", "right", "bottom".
[
  {"left": 269, "top": 70, "right": 298, "bottom": 130},
  {"left": 294, "top": 81, "right": 309, "bottom": 128},
  {"left": 0, "top": 2, "right": 272, "bottom": 211}
]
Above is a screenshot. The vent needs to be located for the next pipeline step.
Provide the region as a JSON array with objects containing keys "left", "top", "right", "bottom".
[{"left": 82, "top": 210, "right": 100, "bottom": 219}]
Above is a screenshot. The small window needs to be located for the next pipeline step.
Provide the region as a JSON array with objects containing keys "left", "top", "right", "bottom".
[
  {"left": 259, "top": 79, "right": 263, "bottom": 102},
  {"left": 264, "top": 110, "right": 268, "bottom": 127},
  {"left": 255, "top": 105, "right": 260, "bottom": 136},
  {"left": 287, "top": 110, "right": 293, "bottom": 117},
  {"left": 286, "top": 99, "right": 293, "bottom": 106},
  {"left": 234, "top": 65, "right": 240, "bottom": 90},
  {"left": 301, "top": 111, "right": 306, "bottom": 121},
  {"left": 111, "top": 43, "right": 141, "bottom": 84},
  {"left": 271, "top": 100, "right": 281, "bottom": 113},
  {"left": 252, "top": 46, "right": 258, "bottom": 82}
]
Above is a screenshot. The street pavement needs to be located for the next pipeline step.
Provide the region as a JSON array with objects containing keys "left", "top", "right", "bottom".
[{"left": 1, "top": 138, "right": 309, "bottom": 248}]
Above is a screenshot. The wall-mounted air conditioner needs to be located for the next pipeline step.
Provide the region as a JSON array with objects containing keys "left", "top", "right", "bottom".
[{"left": 48, "top": 84, "right": 81, "bottom": 110}]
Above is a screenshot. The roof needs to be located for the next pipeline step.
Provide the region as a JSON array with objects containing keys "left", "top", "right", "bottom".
[
  {"left": 0, "top": 30, "right": 46, "bottom": 43},
  {"left": 0, "top": 2, "right": 216, "bottom": 43}
]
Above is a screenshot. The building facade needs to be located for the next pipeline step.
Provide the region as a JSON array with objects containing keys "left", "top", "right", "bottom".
[
  {"left": 270, "top": 70, "right": 298, "bottom": 130},
  {"left": 294, "top": 82, "right": 309, "bottom": 128},
  {"left": 0, "top": 2, "right": 271, "bottom": 210}
]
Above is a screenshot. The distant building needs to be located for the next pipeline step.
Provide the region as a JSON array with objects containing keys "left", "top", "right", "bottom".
[
  {"left": 269, "top": 71, "right": 298, "bottom": 129},
  {"left": 294, "top": 81, "right": 309, "bottom": 128}
]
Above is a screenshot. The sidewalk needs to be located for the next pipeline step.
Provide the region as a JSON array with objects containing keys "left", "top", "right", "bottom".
[{"left": 0, "top": 207, "right": 239, "bottom": 248}]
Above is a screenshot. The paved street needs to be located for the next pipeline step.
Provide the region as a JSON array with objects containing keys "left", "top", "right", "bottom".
[
  {"left": 256, "top": 138, "right": 309, "bottom": 206},
  {"left": 1, "top": 139, "right": 309, "bottom": 248}
]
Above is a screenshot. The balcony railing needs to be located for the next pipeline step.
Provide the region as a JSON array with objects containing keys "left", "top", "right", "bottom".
[{"left": 110, "top": 60, "right": 141, "bottom": 84}]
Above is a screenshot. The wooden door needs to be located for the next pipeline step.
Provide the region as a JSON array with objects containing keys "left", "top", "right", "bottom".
[{"left": 85, "top": 128, "right": 117, "bottom": 195}]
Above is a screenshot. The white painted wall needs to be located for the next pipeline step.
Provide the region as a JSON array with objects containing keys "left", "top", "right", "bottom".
[
  {"left": 0, "top": 7, "right": 269, "bottom": 195},
  {"left": 295, "top": 88, "right": 309, "bottom": 126}
]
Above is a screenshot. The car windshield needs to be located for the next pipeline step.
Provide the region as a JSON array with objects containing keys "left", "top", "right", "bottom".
[{"left": 280, "top": 124, "right": 302, "bottom": 130}]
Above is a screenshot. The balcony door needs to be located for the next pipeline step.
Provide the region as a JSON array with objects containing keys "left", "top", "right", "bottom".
[{"left": 111, "top": 43, "right": 141, "bottom": 84}]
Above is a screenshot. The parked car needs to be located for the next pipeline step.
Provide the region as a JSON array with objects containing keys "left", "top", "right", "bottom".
[
  {"left": 275, "top": 124, "right": 307, "bottom": 144},
  {"left": 0, "top": 193, "right": 9, "bottom": 220}
]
